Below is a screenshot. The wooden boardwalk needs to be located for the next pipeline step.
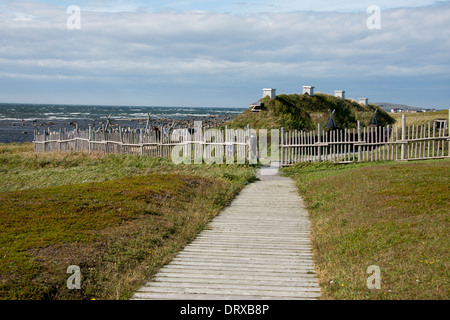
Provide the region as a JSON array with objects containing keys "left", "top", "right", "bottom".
[{"left": 131, "top": 166, "right": 321, "bottom": 300}]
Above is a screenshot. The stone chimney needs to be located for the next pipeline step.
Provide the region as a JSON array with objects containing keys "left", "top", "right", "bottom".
[
  {"left": 359, "top": 98, "right": 369, "bottom": 106},
  {"left": 263, "top": 88, "right": 276, "bottom": 99},
  {"left": 335, "top": 90, "right": 345, "bottom": 99},
  {"left": 302, "top": 86, "right": 315, "bottom": 96}
]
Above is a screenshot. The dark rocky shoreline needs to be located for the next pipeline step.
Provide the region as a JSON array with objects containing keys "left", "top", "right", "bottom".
[{"left": 0, "top": 114, "right": 240, "bottom": 143}]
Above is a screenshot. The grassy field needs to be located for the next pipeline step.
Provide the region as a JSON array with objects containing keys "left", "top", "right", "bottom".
[
  {"left": 2, "top": 142, "right": 449, "bottom": 300},
  {"left": 281, "top": 160, "right": 449, "bottom": 299},
  {"left": 0, "top": 143, "right": 257, "bottom": 300},
  {"left": 391, "top": 109, "right": 449, "bottom": 127},
  {"left": 0, "top": 143, "right": 255, "bottom": 193}
]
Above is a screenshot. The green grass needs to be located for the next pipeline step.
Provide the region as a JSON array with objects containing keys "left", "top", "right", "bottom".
[
  {"left": 281, "top": 160, "right": 449, "bottom": 299},
  {"left": 0, "top": 143, "right": 257, "bottom": 300},
  {"left": 0, "top": 143, "right": 256, "bottom": 193},
  {"left": 3, "top": 142, "right": 448, "bottom": 300},
  {"left": 391, "top": 109, "right": 449, "bottom": 127}
]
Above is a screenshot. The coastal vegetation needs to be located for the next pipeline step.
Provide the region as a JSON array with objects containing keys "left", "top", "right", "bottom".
[
  {"left": 0, "top": 143, "right": 257, "bottom": 299},
  {"left": 281, "top": 160, "right": 449, "bottom": 299},
  {"left": 225, "top": 93, "right": 395, "bottom": 130},
  {"left": 1, "top": 103, "right": 448, "bottom": 300}
]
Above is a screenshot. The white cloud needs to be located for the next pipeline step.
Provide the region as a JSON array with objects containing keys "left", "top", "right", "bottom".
[
  {"left": 0, "top": 1, "right": 449, "bottom": 106},
  {"left": 105, "top": 0, "right": 450, "bottom": 14}
]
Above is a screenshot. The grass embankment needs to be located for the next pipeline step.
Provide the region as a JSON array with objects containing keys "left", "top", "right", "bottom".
[
  {"left": 0, "top": 143, "right": 257, "bottom": 300},
  {"left": 225, "top": 93, "right": 395, "bottom": 130},
  {"left": 281, "top": 160, "right": 449, "bottom": 299}
]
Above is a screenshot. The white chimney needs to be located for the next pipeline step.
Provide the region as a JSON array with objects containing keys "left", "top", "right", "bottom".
[
  {"left": 335, "top": 90, "right": 345, "bottom": 99},
  {"left": 302, "top": 86, "right": 315, "bottom": 96},
  {"left": 263, "top": 88, "right": 276, "bottom": 99},
  {"left": 359, "top": 98, "right": 369, "bottom": 106}
]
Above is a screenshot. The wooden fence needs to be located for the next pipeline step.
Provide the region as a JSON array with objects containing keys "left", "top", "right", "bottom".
[
  {"left": 281, "top": 114, "right": 450, "bottom": 165},
  {"left": 34, "top": 125, "right": 251, "bottom": 163},
  {"left": 34, "top": 113, "right": 450, "bottom": 165}
]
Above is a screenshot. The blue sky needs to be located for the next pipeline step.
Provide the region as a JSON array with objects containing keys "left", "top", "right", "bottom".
[{"left": 0, "top": 0, "right": 449, "bottom": 109}]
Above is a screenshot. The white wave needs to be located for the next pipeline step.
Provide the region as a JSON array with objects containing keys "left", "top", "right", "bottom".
[{"left": 0, "top": 118, "right": 38, "bottom": 121}]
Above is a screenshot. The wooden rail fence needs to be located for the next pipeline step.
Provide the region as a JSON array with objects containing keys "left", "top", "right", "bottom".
[
  {"left": 34, "top": 112, "right": 450, "bottom": 165},
  {"left": 281, "top": 114, "right": 449, "bottom": 165},
  {"left": 34, "top": 125, "right": 251, "bottom": 162}
]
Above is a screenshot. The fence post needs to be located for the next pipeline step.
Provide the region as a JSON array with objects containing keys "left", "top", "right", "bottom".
[
  {"left": 246, "top": 124, "right": 250, "bottom": 163},
  {"left": 225, "top": 125, "right": 233, "bottom": 164},
  {"left": 33, "top": 130, "right": 37, "bottom": 152},
  {"left": 448, "top": 109, "right": 450, "bottom": 135},
  {"left": 88, "top": 126, "right": 91, "bottom": 153},
  {"left": 357, "top": 121, "right": 361, "bottom": 162},
  {"left": 159, "top": 126, "right": 163, "bottom": 157},
  {"left": 247, "top": 124, "right": 258, "bottom": 164},
  {"left": 401, "top": 114, "right": 406, "bottom": 160},
  {"left": 317, "top": 124, "right": 322, "bottom": 162},
  {"left": 119, "top": 127, "right": 123, "bottom": 154},
  {"left": 59, "top": 128, "right": 62, "bottom": 152},
  {"left": 280, "top": 127, "right": 284, "bottom": 166},
  {"left": 447, "top": 109, "right": 450, "bottom": 157}
]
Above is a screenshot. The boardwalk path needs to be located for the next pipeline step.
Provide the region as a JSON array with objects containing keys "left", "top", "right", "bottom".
[{"left": 131, "top": 166, "right": 320, "bottom": 300}]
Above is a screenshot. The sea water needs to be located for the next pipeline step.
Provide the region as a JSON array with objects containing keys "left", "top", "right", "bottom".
[{"left": 0, "top": 103, "right": 245, "bottom": 143}]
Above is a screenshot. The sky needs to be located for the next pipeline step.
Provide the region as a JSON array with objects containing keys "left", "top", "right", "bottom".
[{"left": 0, "top": 1, "right": 449, "bottom": 109}]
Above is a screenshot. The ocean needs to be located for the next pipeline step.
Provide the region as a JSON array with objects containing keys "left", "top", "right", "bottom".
[{"left": 0, "top": 103, "right": 245, "bottom": 143}]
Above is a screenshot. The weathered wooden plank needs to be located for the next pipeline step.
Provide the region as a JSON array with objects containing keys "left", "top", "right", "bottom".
[
  {"left": 131, "top": 170, "right": 320, "bottom": 300},
  {"left": 141, "top": 282, "right": 321, "bottom": 292},
  {"left": 131, "top": 292, "right": 317, "bottom": 300},
  {"left": 154, "top": 271, "right": 319, "bottom": 280},
  {"left": 150, "top": 277, "right": 319, "bottom": 287},
  {"left": 135, "top": 286, "right": 321, "bottom": 298}
]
